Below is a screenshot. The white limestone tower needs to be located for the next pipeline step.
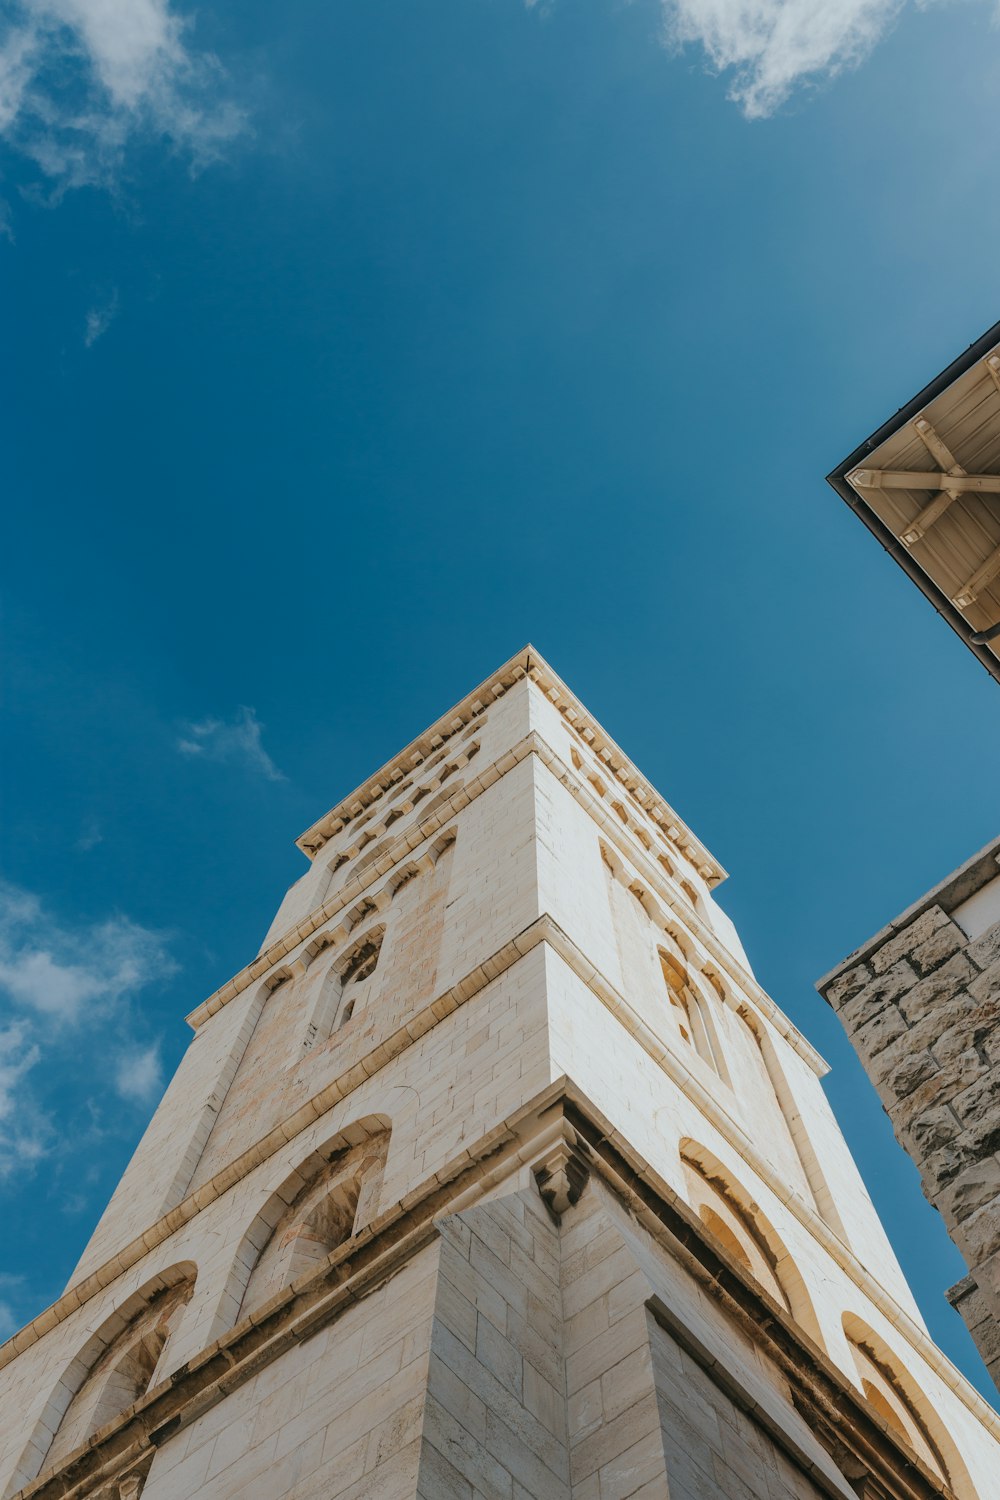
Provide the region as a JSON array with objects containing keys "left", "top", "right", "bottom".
[{"left": 2, "top": 648, "right": 1000, "bottom": 1500}]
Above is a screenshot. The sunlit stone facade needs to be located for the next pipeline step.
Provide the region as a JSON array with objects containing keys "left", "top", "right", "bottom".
[{"left": 3, "top": 649, "right": 999, "bottom": 1500}]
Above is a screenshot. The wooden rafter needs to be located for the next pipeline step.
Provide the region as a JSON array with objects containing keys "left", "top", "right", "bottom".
[
  {"left": 848, "top": 413, "right": 1000, "bottom": 607},
  {"left": 850, "top": 470, "right": 1000, "bottom": 495}
]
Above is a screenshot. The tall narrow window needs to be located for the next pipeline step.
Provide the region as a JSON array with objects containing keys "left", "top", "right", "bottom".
[
  {"left": 658, "top": 948, "right": 719, "bottom": 1071},
  {"left": 304, "top": 927, "right": 385, "bottom": 1049},
  {"left": 337, "top": 930, "right": 382, "bottom": 1028},
  {"left": 659, "top": 949, "right": 695, "bottom": 1045}
]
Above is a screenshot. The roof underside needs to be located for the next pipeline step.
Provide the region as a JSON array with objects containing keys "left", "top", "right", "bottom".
[{"left": 828, "top": 319, "right": 1000, "bottom": 685}]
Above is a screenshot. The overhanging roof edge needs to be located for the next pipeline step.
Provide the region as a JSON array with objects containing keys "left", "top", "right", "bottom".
[{"left": 825, "top": 316, "right": 1000, "bottom": 687}]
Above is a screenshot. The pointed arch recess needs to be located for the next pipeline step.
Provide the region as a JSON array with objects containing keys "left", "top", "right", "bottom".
[
  {"left": 842, "top": 1313, "right": 972, "bottom": 1494},
  {"left": 679, "top": 1142, "right": 824, "bottom": 1352},
  {"left": 214, "top": 1115, "right": 392, "bottom": 1338},
  {"left": 5, "top": 1263, "right": 197, "bottom": 1497}
]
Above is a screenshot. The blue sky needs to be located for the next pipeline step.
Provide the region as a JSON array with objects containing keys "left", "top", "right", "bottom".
[{"left": 3, "top": 0, "right": 1000, "bottom": 1402}]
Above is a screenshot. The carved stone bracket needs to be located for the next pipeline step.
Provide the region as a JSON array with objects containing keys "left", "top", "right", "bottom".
[{"left": 533, "top": 1138, "right": 590, "bottom": 1221}]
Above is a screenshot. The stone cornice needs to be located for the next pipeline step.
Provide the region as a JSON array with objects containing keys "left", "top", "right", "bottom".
[
  {"left": 11, "top": 1085, "right": 983, "bottom": 1500},
  {"left": 294, "top": 646, "right": 727, "bottom": 885}
]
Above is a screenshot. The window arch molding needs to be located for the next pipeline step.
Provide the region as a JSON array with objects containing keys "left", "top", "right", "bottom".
[
  {"left": 216, "top": 1116, "right": 391, "bottom": 1335},
  {"left": 841, "top": 1314, "right": 969, "bottom": 1492},
  {"left": 302, "top": 923, "right": 386, "bottom": 1049},
  {"left": 6, "top": 1263, "right": 197, "bottom": 1496},
  {"left": 679, "top": 1142, "right": 824, "bottom": 1350}
]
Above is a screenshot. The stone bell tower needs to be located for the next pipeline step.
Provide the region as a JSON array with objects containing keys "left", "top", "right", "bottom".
[{"left": 3, "top": 648, "right": 1000, "bottom": 1500}]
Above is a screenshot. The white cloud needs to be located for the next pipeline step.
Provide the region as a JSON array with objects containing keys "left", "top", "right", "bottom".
[
  {"left": 0, "top": 894, "right": 173, "bottom": 1024},
  {"left": 178, "top": 705, "right": 286, "bottom": 782},
  {"left": 113, "top": 1041, "right": 162, "bottom": 1104},
  {"left": 0, "top": 882, "right": 176, "bottom": 1183},
  {"left": 0, "top": 0, "right": 245, "bottom": 196},
  {"left": 84, "top": 288, "right": 118, "bottom": 347},
  {"left": 663, "top": 0, "right": 903, "bottom": 116}
]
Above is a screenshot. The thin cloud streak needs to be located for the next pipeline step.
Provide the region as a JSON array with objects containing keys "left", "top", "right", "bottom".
[
  {"left": 84, "top": 289, "right": 119, "bottom": 347},
  {"left": 177, "top": 705, "right": 286, "bottom": 782}
]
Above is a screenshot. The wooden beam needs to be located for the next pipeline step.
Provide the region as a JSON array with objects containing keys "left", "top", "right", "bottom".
[
  {"left": 985, "top": 352, "right": 1000, "bottom": 398},
  {"left": 912, "top": 415, "right": 962, "bottom": 474},
  {"left": 953, "top": 543, "right": 1000, "bottom": 609},
  {"left": 849, "top": 470, "right": 1000, "bottom": 494},
  {"left": 849, "top": 416, "right": 978, "bottom": 549}
]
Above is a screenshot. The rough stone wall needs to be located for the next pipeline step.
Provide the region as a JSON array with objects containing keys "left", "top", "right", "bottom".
[{"left": 818, "top": 841, "right": 1000, "bottom": 1389}]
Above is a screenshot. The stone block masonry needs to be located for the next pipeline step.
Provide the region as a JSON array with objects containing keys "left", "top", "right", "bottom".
[{"left": 818, "top": 837, "right": 1000, "bottom": 1390}]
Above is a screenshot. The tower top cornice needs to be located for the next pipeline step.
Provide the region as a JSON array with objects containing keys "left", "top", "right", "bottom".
[{"left": 295, "top": 644, "right": 727, "bottom": 888}]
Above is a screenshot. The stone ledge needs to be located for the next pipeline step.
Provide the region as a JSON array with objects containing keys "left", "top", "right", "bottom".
[{"left": 817, "top": 837, "right": 1000, "bottom": 1001}]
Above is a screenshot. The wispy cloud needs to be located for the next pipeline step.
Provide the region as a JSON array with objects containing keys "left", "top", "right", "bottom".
[
  {"left": 177, "top": 705, "right": 286, "bottom": 782},
  {"left": 84, "top": 288, "right": 119, "bottom": 347},
  {"left": 0, "top": 0, "right": 246, "bottom": 198},
  {"left": 113, "top": 1041, "right": 162, "bottom": 1104},
  {"left": 75, "top": 815, "right": 103, "bottom": 851},
  {"left": 664, "top": 0, "right": 903, "bottom": 117},
  {"left": 0, "top": 896, "right": 172, "bottom": 1024},
  {"left": 0, "top": 881, "right": 176, "bottom": 1183},
  {"left": 0, "top": 1021, "right": 47, "bottom": 1182},
  {"left": 0, "top": 1273, "right": 27, "bottom": 1342}
]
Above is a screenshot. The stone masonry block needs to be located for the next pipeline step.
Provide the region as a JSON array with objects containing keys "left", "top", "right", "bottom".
[
  {"left": 898, "top": 953, "right": 976, "bottom": 1024},
  {"left": 852, "top": 1006, "right": 908, "bottom": 1061},
  {"left": 922, "top": 1140, "right": 974, "bottom": 1194},
  {"left": 870, "top": 907, "right": 951, "bottom": 976},
  {"left": 966, "top": 1247, "right": 1000, "bottom": 1313},
  {"left": 958, "top": 1202, "right": 1000, "bottom": 1265},
  {"left": 891, "top": 1055, "right": 987, "bottom": 1135},
  {"left": 910, "top": 924, "right": 967, "bottom": 977},
  {"left": 841, "top": 962, "right": 917, "bottom": 1033},
  {"left": 968, "top": 921, "right": 1000, "bottom": 974},
  {"left": 824, "top": 962, "right": 872, "bottom": 1012},
  {"left": 884, "top": 1050, "right": 938, "bottom": 1102},
  {"left": 952, "top": 1072, "right": 1000, "bottom": 1131},
  {"left": 900, "top": 1106, "right": 961, "bottom": 1158},
  {"left": 941, "top": 1157, "right": 1000, "bottom": 1226},
  {"left": 969, "top": 955, "right": 1000, "bottom": 1006}
]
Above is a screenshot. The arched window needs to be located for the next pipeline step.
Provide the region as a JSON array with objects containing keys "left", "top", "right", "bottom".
[
  {"left": 843, "top": 1318, "right": 951, "bottom": 1484},
  {"left": 658, "top": 947, "right": 720, "bottom": 1072},
  {"left": 680, "top": 1145, "right": 824, "bottom": 1349},
  {"left": 303, "top": 926, "right": 384, "bottom": 1048},
  {"left": 35, "top": 1269, "right": 196, "bottom": 1480},
  {"left": 335, "top": 927, "right": 383, "bottom": 1029},
  {"left": 235, "top": 1125, "right": 390, "bottom": 1320}
]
